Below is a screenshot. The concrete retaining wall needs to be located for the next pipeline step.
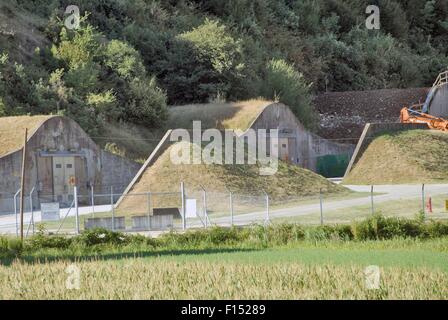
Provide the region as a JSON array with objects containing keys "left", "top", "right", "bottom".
[
  {"left": 84, "top": 217, "right": 126, "bottom": 230},
  {"left": 100, "top": 151, "right": 141, "bottom": 194},
  {"left": 132, "top": 215, "right": 173, "bottom": 230},
  {"left": 429, "top": 83, "right": 448, "bottom": 118}
]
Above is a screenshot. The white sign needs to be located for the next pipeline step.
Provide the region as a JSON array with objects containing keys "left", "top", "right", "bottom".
[
  {"left": 41, "top": 203, "right": 60, "bottom": 221},
  {"left": 185, "top": 199, "right": 197, "bottom": 218}
]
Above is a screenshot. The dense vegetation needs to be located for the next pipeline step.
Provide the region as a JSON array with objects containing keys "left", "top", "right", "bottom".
[
  {"left": 1, "top": 0, "right": 448, "bottom": 134},
  {"left": 1, "top": 214, "right": 448, "bottom": 259}
]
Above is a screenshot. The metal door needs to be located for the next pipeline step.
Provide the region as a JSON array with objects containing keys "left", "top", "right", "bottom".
[
  {"left": 279, "top": 138, "right": 289, "bottom": 162},
  {"left": 52, "top": 157, "right": 76, "bottom": 204}
]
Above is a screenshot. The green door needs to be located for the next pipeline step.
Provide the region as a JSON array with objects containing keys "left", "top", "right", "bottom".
[{"left": 316, "top": 154, "right": 350, "bottom": 178}]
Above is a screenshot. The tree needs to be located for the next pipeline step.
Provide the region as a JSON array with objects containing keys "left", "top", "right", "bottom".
[
  {"left": 261, "top": 59, "right": 316, "bottom": 129},
  {"left": 125, "top": 77, "right": 167, "bottom": 126},
  {"left": 177, "top": 18, "right": 245, "bottom": 101},
  {"left": 103, "top": 40, "right": 146, "bottom": 80}
]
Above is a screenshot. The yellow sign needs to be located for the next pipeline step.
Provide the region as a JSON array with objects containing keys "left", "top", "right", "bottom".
[{"left": 68, "top": 176, "right": 77, "bottom": 186}]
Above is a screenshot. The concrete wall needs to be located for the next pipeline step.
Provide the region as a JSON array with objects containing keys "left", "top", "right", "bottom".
[
  {"left": 249, "top": 103, "right": 355, "bottom": 172},
  {"left": 344, "top": 122, "right": 429, "bottom": 178},
  {"left": 100, "top": 151, "right": 141, "bottom": 194},
  {"left": 0, "top": 116, "right": 140, "bottom": 214},
  {"left": 429, "top": 83, "right": 448, "bottom": 118}
]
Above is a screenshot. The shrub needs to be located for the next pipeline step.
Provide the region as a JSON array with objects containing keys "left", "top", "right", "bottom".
[
  {"left": 177, "top": 18, "right": 245, "bottom": 101},
  {"left": 0, "top": 237, "right": 24, "bottom": 257},
  {"left": 125, "top": 77, "right": 167, "bottom": 127},
  {"left": 425, "top": 221, "right": 448, "bottom": 238},
  {"left": 178, "top": 19, "right": 243, "bottom": 77},
  {"left": 0, "top": 236, "right": 8, "bottom": 254},
  {"left": 76, "top": 228, "right": 130, "bottom": 246},
  {"left": 265, "top": 224, "right": 305, "bottom": 244},
  {"left": 28, "top": 234, "right": 72, "bottom": 250},
  {"left": 351, "top": 214, "right": 426, "bottom": 240},
  {"left": 305, "top": 225, "right": 353, "bottom": 242},
  {"left": 103, "top": 40, "right": 146, "bottom": 80},
  {"left": 7, "top": 238, "right": 23, "bottom": 256},
  {"left": 261, "top": 59, "right": 316, "bottom": 129},
  {"left": 159, "top": 226, "right": 245, "bottom": 247}
]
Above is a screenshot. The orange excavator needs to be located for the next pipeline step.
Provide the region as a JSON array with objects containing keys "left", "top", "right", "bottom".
[{"left": 400, "top": 105, "right": 448, "bottom": 131}]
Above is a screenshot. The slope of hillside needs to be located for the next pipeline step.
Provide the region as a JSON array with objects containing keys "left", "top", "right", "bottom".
[
  {"left": 117, "top": 141, "right": 349, "bottom": 214},
  {"left": 314, "top": 88, "right": 429, "bottom": 140},
  {"left": 344, "top": 130, "right": 448, "bottom": 184},
  {"left": 0, "top": 3, "right": 48, "bottom": 63}
]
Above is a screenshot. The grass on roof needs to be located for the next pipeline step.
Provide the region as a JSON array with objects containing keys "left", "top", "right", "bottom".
[
  {"left": 0, "top": 115, "right": 53, "bottom": 157},
  {"left": 343, "top": 130, "right": 448, "bottom": 184},
  {"left": 166, "top": 98, "right": 273, "bottom": 131}
]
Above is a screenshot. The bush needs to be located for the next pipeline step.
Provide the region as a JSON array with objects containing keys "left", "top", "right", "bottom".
[
  {"left": 305, "top": 225, "right": 352, "bottom": 242},
  {"left": 125, "top": 77, "right": 167, "bottom": 127},
  {"left": 261, "top": 59, "right": 316, "bottom": 129},
  {"left": 351, "top": 214, "right": 425, "bottom": 240},
  {"left": 76, "top": 228, "right": 131, "bottom": 246},
  {"left": 176, "top": 18, "right": 245, "bottom": 102},
  {"left": 0, "top": 236, "right": 8, "bottom": 254},
  {"left": 265, "top": 224, "right": 305, "bottom": 244},
  {"left": 103, "top": 40, "right": 146, "bottom": 80},
  {"left": 28, "top": 235, "right": 73, "bottom": 250},
  {"left": 425, "top": 221, "right": 448, "bottom": 238},
  {"left": 7, "top": 238, "right": 23, "bottom": 256},
  {"left": 0, "top": 237, "right": 23, "bottom": 257},
  {"left": 159, "top": 226, "right": 246, "bottom": 247}
]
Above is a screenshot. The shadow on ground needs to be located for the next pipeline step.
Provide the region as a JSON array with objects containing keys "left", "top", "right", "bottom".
[{"left": 0, "top": 247, "right": 261, "bottom": 266}]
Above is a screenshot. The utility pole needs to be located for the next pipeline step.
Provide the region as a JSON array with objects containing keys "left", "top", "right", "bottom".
[{"left": 20, "top": 128, "right": 28, "bottom": 241}]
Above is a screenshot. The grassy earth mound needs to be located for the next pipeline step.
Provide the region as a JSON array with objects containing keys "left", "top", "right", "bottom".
[
  {"left": 344, "top": 130, "right": 448, "bottom": 184},
  {"left": 117, "top": 142, "right": 348, "bottom": 214}
]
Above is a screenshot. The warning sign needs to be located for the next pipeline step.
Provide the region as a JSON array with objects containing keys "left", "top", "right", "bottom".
[
  {"left": 68, "top": 176, "right": 76, "bottom": 186},
  {"left": 41, "top": 203, "right": 60, "bottom": 221}
]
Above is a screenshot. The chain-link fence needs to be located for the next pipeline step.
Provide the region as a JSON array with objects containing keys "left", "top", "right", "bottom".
[{"left": 0, "top": 183, "right": 447, "bottom": 236}]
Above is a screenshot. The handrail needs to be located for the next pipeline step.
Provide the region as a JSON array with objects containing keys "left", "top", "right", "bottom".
[
  {"left": 408, "top": 103, "right": 424, "bottom": 112},
  {"left": 433, "top": 70, "right": 448, "bottom": 88}
]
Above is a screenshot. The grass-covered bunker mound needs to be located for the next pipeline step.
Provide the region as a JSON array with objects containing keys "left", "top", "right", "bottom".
[
  {"left": 344, "top": 130, "right": 448, "bottom": 184},
  {"left": 117, "top": 141, "right": 348, "bottom": 214}
]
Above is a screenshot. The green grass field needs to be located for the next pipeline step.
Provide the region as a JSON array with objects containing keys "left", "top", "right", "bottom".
[
  {"left": 1, "top": 239, "right": 447, "bottom": 299},
  {"left": 2, "top": 217, "right": 448, "bottom": 300}
]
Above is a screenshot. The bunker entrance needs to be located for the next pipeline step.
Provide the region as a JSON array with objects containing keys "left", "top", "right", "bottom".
[{"left": 37, "top": 152, "right": 87, "bottom": 206}]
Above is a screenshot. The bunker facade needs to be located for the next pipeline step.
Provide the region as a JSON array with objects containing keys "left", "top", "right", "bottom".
[{"left": 0, "top": 115, "right": 140, "bottom": 213}]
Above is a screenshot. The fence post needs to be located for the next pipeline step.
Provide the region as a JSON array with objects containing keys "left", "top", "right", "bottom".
[
  {"left": 229, "top": 191, "right": 234, "bottom": 227},
  {"left": 14, "top": 189, "right": 21, "bottom": 237},
  {"left": 147, "top": 192, "right": 151, "bottom": 231},
  {"left": 91, "top": 185, "right": 95, "bottom": 218},
  {"left": 370, "top": 185, "right": 374, "bottom": 215},
  {"left": 201, "top": 185, "right": 209, "bottom": 228},
  {"left": 421, "top": 184, "right": 425, "bottom": 218},
  {"left": 111, "top": 186, "right": 115, "bottom": 231},
  {"left": 74, "top": 186, "right": 80, "bottom": 235},
  {"left": 181, "top": 182, "right": 186, "bottom": 230},
  {"left": 29, "top": 186, "right": 35, "bottom": 235},
  {"left": 319, "top": 188, "right": 324, "bottom": 225},
  {"left": 263, "top": 190, "right": 270, "bottom": 224}
]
